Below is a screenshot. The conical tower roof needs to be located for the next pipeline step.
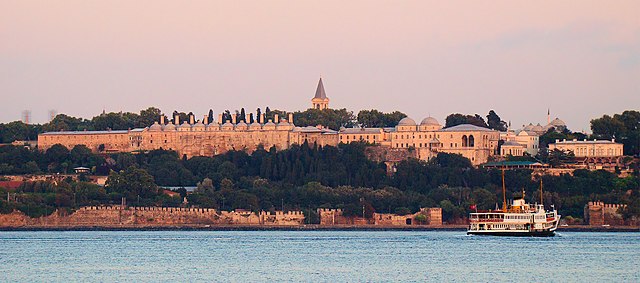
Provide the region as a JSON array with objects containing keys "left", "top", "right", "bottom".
[{"left": 314, "top": 78, "right": 327, "bottom": 99}]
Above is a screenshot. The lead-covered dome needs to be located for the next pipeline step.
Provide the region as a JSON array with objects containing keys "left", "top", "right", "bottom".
[
  {"left": 398, "top": 117, "right": 416, "bottom": 126},
  {"left": 420, "top": 117, "right": 440, "bottom": 126},
  {"left": 550, "top": 118, "right": 565, "bottom": 127},
  {"left": 149, "top": 122, "right": 163, "bottom": 131}
]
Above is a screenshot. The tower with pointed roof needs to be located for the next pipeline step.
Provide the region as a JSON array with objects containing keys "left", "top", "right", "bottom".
[{"left": 311, "top": 77, "right": 330, "bottom": 110}]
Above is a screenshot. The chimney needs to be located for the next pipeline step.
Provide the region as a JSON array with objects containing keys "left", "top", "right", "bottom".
[
  {"left": 260, "top": 113, "right": 265, "bottom": 124},
  {"left": 175, "top": 115, "right": 180, "bottom": 125},
  {"left": 274, "top": 114, "right": 279, "bottom": 123},
  {"left": 232, "top": 114, "right": 237, "bottom": 124},
  {"left": 203, "top": 115, "right": 208, "bottom": 124},
  {"left": 246, "top": 114, "right": 251, "bottom": 123},
  {"left": 555, "top": 139, "right": 559, "bottom": 143},
  {"left": 218, "top": 114, "right": 223, "bottom": 124},
  {"left": 288, "top": 113, "right": 293, "bottom": 124},
  {"left": 190, "top": 115, "right": 195, "bottom": 125},
  {"left": 160, "top": 115, "right": 165, "bottom": 125}
]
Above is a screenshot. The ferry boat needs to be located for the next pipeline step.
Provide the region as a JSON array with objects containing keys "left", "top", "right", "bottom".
[{"left": 467, "top": 171, "right": 560, "bottom": 237}]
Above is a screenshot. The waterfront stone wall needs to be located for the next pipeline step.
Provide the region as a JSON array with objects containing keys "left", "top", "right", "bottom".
[
  {"left": 0, "top": 206, "right": 305, "bottom": 228},
  {"left": 318, "top": 207, "right": 443, "bottom": 226},
  {"left": 584, "top": 201, "right": 627, "bottom": 226}
]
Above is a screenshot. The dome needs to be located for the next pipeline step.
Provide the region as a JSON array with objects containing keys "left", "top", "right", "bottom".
[
  {"left": 550, "top": 118, "right": 565, "bottom": 126},
  {"left": 235, "top": 121, "right": 248, "bottom": 130},
  {"left": 221, "top": 121, "right": 234, "bottom": 130},
  {"left": 207, "top": 124, "right": 220, "bottom": 131},
  {"left": 149, "top": 122, "right": 163, "bottom": 131},
  {"left": 249, "top": 122, "right": 261, "bottom": 130},
  {"left": 278, "top": 120, "right": 290, "bottom": 126},
  {"left": 192, "top": 122, "right": 206, "bottom": 131},
  {"left": 179, "top": 122, "right": 191, "bottom": 130},
  {"left": 523, "top": 123, "right": 534, "bottom": 131},
  {"left": 263, "top": 120, "right": 276, "bottom": 130},
  {"left": 420, "top": 117, "right": 440, "bottom": 126},
  {"left": 532, "top": 125, "right": 544, "bottom": 132},
  {"left": 163, "top": 123, "right": 176, "bottom": 131},
  {"left": 398, "top": 117, "right": 416, "bottom": 126},
  {"left": 503, "top": 140, "right": 521, "bottom": 146}
]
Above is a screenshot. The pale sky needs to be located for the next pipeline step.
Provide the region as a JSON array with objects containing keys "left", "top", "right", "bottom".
[{"left": 1, "top": 1, "right": 639, "bottom": 132}]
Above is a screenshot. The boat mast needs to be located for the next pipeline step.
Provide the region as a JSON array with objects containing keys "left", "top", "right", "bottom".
[
  {"left": 502, "top": 168, "right": 507, "bottom": 212},
  {"left": 539, "top": 178, "right": 544, "bottom": 206}
]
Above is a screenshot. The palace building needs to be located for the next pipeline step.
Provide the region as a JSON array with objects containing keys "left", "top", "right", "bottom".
[
  {"left": 339, "top": 117, "right": 501, "bottom": 165},
  {"left": 38, "top": 78, "right": 502, "bottom": 165}
]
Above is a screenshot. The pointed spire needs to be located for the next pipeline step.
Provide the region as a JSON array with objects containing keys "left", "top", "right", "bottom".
[{"left": 314, "top": 77, "right": 327, "bottom": 99}]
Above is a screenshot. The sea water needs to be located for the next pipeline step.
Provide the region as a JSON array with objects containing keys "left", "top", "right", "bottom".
[{"left": 0, "top": 231, "right": 638, "bottom": 282}]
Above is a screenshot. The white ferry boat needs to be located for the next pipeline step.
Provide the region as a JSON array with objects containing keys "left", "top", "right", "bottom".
[{"left": 467, "top": 172, "right": 560, "bottom": 237}]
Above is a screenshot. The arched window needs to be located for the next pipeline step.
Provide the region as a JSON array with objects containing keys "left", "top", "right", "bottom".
[
  {"left": 469, "top": 135, "right": 475, "bottom": 147},
  {"left": 462, "top": 135, "right": 468, "bottom": 147}
]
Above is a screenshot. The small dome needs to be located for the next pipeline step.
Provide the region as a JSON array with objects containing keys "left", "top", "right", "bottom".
[
  {"left": 235, "top": 121, "right": 248, "bottom": 131},
  {"left": 163, "top": 123, "right": 176, "bottom": 131},
  {"left": 263, "top": 120, "right": 276, "bottom": 130},
  {"left": 179, "top": 122, "right": 191, "bottom": 129},
  {"left": 550, "top": 118, "right": 565, "bottom": 126},
  {"left": 249, "top": 122, "right": 261, "bottom": 130},
  {"left": 149, "top": 122, "right": 163, "bottom": 131},
  {"left": 398, "top": 117, "right": 416, "bottom": 126},
  {"left": 278, "top": 119, "right": 290, "bottom": 126},
  {"left": 207, "top": 124, "right": 220, "bottom": 131},
  {"left": 532, "top": 125, "right": 544, "bottom": 132},
  {"left": 192, "top": 122, "right": 206, "bottom": 130},
  {"left": 503, "top": 140, "right": 521, "bottom": 146},
  {"left": 221, "top": 121, "right": 234, "bottom": 130},
  {"left": 523, "top": 123, "right": 534, "bottom": 131},
  {"left": 420, "top": 117, "right": 440, "bottom": 126}
]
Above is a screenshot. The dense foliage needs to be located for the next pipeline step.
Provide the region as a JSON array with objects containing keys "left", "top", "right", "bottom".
[
  {"left": 591, "top": 110, "right": 640, "bottom": 156},
  {"left": 1, "top": 143, "right": 638, "bottom": 222}
]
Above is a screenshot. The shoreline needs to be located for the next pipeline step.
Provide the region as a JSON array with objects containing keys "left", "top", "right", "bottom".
[{"left": 1, "top": 225, "right": 638, "bottom": 232}]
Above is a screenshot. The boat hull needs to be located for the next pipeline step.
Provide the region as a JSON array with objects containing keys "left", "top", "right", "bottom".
[{"left": 467, "top": 230, "right": 556, "bottom": 237}]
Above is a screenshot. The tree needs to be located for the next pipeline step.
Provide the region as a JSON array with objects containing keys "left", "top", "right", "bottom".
[
  {"left": 548, "top": 149, "right": 575, "bottom": 167},
  {"left": 357, "top": 109, "right": 407, "bottom": 127},
  {"left": 69, "top": 145, "right": 93, "bottom": 167},
  {"left": 591, "top": 110, "right": 640, "bottom": 155},
  {"left": 486, "top": 110, "right": 507, "bottom": 131},
  {"left": 208, "top": 109, "right": 214, "bottom": 124},
  {"left": 105, "top": 166, "right": 160, "bottom": 201},
  {"left": 45, "top": 144, "right": 70, "bottom": 165},
  {"left": 91, "top": 112, "right": 136, "bottom": 130},
  {"left": 43, "top": 114, "right": 92, "bottom": 132},
  {"left": 240, "top": 108, "right": 247, "bottom": 122},
  {"left": 445, "top": 113, "right": 488, "bottom": 128},
  {"left": 138, "top": 107, "right": 162, "bottom": 128}
]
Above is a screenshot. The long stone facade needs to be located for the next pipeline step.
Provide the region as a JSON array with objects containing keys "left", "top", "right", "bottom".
[
  {"left": 317, "top": 207, "right": 443, "bottom": 226},
  {"left": 38, "top": 80, "right": 502, "bottom": 165},
  {"left": 583, "top": 201, "right": 627, "bottom": 226},
  {"left": 0, "top": 206, "right": 306, "bottom": 228},
  {"left": 39, "top": 113, "right": 339, "bottom": 159},
  {"left": 38, "top": 114, "right": 500, "bottom": 165}
]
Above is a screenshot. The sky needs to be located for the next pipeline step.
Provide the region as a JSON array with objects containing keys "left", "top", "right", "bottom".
[{"left": 1, "top": 1, "right": 639, "bottom": 132}]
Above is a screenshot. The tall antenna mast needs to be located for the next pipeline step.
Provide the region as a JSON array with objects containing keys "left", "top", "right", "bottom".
[
  {"left": 540, "top": 178, "right": 544, "bottom": 206},
  {"left": 502, "top": 167, "right": 507, "bottom": 212}
]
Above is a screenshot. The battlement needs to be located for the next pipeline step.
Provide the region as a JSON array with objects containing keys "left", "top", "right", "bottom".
[
  {"left": 0, "top": 206, "right": 305, "bottom": 228},
  {"left": 317, "top": 207, "right": 442, "bottom": 226},
  {"left": 587, "top": 202, "right": 626, "bottom": 209},
  {"left": 584, "top": 201, "right": 627, "bottom": 226}
]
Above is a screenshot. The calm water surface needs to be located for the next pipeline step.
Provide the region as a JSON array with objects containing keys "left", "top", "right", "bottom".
[{"left": 0, "top": 231, "right": 638, "bottom": 282}]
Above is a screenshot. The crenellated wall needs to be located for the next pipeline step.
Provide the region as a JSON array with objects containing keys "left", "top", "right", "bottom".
[
  {"left": 584, "top": 201, "right": 626, "bottom": 226},
  {"left": 0, "top": 206, "right": 305, "bottom": 228},
  {"left": 318, "top": 207, "right": 443, "bottom": 226}
]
